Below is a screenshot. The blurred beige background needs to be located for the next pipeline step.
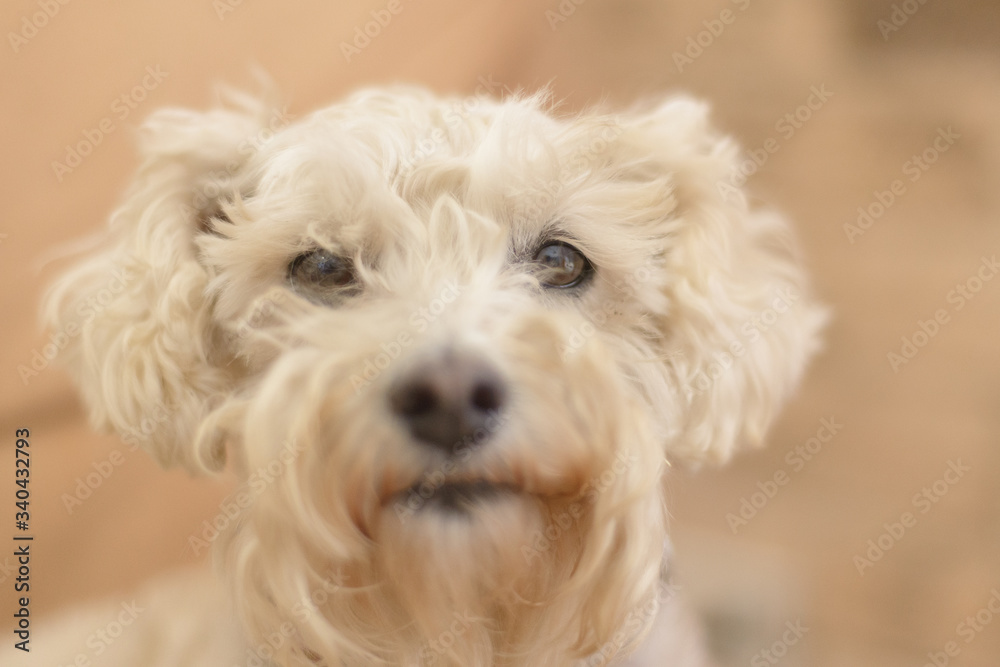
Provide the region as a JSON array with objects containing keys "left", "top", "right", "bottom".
[{"left": 1, "top": 1, "right": 998, "bottom": 665}]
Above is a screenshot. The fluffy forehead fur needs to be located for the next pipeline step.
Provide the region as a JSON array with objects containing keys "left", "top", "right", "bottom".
[{"left": 45, "top": 86, "right": 824, "bottom": 666}]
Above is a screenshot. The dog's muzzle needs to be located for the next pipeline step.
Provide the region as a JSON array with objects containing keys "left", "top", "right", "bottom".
[{"left": 385, "top": 346, "right": 514, "bottom": 511}]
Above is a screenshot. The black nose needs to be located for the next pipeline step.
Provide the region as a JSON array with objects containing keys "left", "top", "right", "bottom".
[{"left": 388, "top": 349, "right": 506, "bottom": 453}]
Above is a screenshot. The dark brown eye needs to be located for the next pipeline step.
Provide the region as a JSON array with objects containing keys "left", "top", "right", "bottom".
[
  {"left": 533, "top": 241, "right": 592, "bottom": 288},
  {"left": 288, "top": 249, "right": 355, "bottom": 291}
]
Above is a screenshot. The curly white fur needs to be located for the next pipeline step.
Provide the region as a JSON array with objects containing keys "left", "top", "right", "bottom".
[{"left": 35, "top": 86, "right": 824, "bottom": 667}]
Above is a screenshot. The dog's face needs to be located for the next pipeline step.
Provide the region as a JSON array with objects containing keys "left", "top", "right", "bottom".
[{"left": 47, "top": 88, "right": 824, "bottom": 665}]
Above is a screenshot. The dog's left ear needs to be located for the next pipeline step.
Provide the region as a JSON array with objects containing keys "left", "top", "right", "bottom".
[
  {"left": 44, "top": 92, "right": 277, "bottom": 473},
  {"left": 623, "top": 97, "right": 827, "bottom": 466}
]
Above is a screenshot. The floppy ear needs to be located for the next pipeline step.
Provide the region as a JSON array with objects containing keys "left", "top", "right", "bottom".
[
  {"left": 44, "top": 92, "right": 278, "bottom": 472},
  {"left": 628, "top": 97, "right": 826, "bottom": 466}
]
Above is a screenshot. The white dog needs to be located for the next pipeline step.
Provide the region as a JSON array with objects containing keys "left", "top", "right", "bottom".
[{"left": 23, "top": 86, "right": 823, "bottom": 666}]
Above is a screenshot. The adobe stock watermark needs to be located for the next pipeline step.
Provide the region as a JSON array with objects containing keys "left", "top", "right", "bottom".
[
  {"left": 232, "top": 290, "right": 288, "bottom": 340},
  {"left": 750, "top": 619, "right": 809, "bottom": 667},
  {"left": 559, "top": 257, "right": 656, "bottom": 361},
  {"left": 186, "top": 438, "right": 306, "bottom": 557},
  {"left": 61, "top": 448, "right": 130, "bottom": 515},
  {"left": 577, "top": 581, "right": 680, "bottom": 667},
  {"left": 349, "top": 280, "right": 463, "bottom": 394},
  {"left": 237, "top": 569, "right": 346, "bottom": 667},
  {"left": 19, "top": 262, "right": 137, "bottom": 386},
  {"left": 183, "top": 105, "right": 295, "bottom": 218},
  {"left": 0, "top": 557, "right": 15, "bottom": 585},
  {"left": 7, "top": 0, "right": 73, "bottom": 54},
  {"left": 510, "top": 118, "right": 625, "bottom": 227},
  {"left": 682, "top": 286, "right": 799, "bottom": 400},
  {"left": 843, "top": 125, "right": 959, "bottom": 244},
  {"left": 544, "top": 0, "right": 591, "bottom": 31},
  {"left": 922, "top": 588, "right": 1000, "bottom": 667},
  {"left": 521, "top": 448, "right": 641, "bottom": 563},
  {"left": 393, "top": 410, "right": 509, "bottom": 522},
  {"left": 60, "top": 402, "right": 173, "bottom": 514},
  {"left": 51, "top": 66, "right": 170, "bottom": 183},
  {"left": 726, "top": 417, "right": 843, "bottom": 534},
  {"left": 853, "top": 459, "right": 970, "bottom": 576},
  {"left": 213, "top": 0, "right": 249, "bottom": 21},
  {"left": 672, "top": 0, "right": 754, "bottom": 73},
  {"left": 339, "top": 0, "right": 410, "bottom": 62},
  {"left": 878, "top": 0, "right": 933, "bottom": 41},
  {"left": 395, "top": 76, "right": 517, "bottom": 173},
  {"left": 718, "top": 84, "right": 833, "bottom": 203},
  {"left": 415, "top": 610, "right": 477, "bottom": 663},
  {"left": 53, "top": 600, "right": 145, "bottom": 667},
  {"left": 887, "top": 255, "right": 998, "bottom": 372}
]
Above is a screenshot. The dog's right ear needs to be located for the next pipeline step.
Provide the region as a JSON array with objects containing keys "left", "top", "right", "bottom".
[
  {"left": 619, "top": 97, "right": 826, "bottom": 467},
  {"left": 44, "top": 91, "right": 280, "bottom": 473}
]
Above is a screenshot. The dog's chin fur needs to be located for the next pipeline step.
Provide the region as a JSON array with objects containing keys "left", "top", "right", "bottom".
[{"left": 41, "top": 85, "right": 825, "bottom": 666}]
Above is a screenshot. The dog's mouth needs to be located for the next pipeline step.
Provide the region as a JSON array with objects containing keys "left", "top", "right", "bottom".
[
  {"left": 386, "top": 477, "right": 520, "bottom": 514},
  {"left": 426, "top": 480, "right": 517, "bottom": 511}
]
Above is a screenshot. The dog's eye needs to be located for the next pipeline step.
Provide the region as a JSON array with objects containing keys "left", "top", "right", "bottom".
[
  {"left": 533, "top": 242, "right": 592, "bottom": 288},
  {"left": 288, "top": 249, "right": 356, "bottom": 290}
]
